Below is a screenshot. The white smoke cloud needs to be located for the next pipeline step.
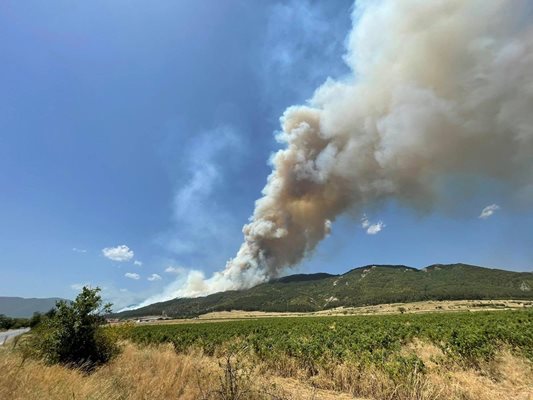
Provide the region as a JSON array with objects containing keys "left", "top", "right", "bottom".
[
  {"left": 158, "top": 125, "right": 245, "bottom": 265},
  {"left": 146, "top": 0, "right": 533, "bottom": 304},
  {"left": 101, "top": 284, "right": 160, "bottom": 311},
  {"left": 136, "top": 269, "right": 206, "bottom": 307},
  {"left": 479, "top": 204, "right": 500, "bottom": 219},
  {"left": 261, "top": 0, "right": 350, "bottom": 104},
  {"left": 102, "top": 245, "right": 134, "bottom": 262}
]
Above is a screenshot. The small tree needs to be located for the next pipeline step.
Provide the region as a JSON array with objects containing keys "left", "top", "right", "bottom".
[
  {"left": 0, "top": 314, "right": 11, "bottom": 330},
  {"left": 29, "top": 312, "right": 42, "bottom": 328},
  {"left": 28, "top": 286, "right": 118, "bottom": 370}
]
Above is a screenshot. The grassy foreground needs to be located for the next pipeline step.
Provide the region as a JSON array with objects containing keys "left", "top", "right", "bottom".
[
  {"left": 1, "top": 310, "right": 532, "bottom": 399},
  {"left": 2, "top": 342, "right": 352, "bottom": 400}
]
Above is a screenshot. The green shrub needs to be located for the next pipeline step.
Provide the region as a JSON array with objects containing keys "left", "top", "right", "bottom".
[
  {"left": 29, "top": 312, "right": 42, "bottom": 328},
  {"left": 25, "top": 287, "right": 119, "bottom": 371}
]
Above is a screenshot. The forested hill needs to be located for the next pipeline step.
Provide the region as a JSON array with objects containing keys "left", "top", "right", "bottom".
[{"left": 116, "top": 263, "right": 533, "bottom": 319}]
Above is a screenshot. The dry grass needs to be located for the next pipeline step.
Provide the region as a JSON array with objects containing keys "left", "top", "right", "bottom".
[
  {"left": 0, "top": 343, "right": 213, "bottom": 400},
  {"left": 1, "top": 340, "right": 531, "bottom": 400},
  {"left": 441, "top": 352, "right": 533, "bottom": 400},
  {"left": 403, "top": 341, "right": 533, "bottom": 400},
  {"left": 0, "top": 342, "right": 357, "bottom": 400}
]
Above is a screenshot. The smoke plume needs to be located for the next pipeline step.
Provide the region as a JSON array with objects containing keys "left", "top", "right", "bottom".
[{"left": 170, "top": 0, "right": 533, "bottom": 299}]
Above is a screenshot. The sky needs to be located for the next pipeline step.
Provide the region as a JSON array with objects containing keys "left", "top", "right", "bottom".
[{"left": 1, "top": 0, "right": 532, "bottom": 310}]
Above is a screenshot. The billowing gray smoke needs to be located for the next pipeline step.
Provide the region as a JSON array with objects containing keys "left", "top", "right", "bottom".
[{"left": 162, "top": 0, "right": 533, "bottom": 300}]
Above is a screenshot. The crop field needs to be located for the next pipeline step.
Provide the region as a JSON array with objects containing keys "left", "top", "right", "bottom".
[
  {"left": 113, "top": 310, "right": 533, "bottom": 398},
  {"left": 2, "top": 310, "right": 532, "bottom": 400},
  {"left": 119, "top": 310, "right": 533, "bottom": 363}
]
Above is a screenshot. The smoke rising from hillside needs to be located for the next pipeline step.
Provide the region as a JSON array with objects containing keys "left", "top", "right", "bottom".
[{"left": 160, "top": 0, "right": 533, "bottom": 301}]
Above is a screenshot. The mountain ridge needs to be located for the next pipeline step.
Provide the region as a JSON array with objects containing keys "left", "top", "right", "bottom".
[
  {"left": 115, "top": 263, "right": 533, "bottom": 319},
  {"left": 0, "top": 296, "right": 66, "bottom": 318}
]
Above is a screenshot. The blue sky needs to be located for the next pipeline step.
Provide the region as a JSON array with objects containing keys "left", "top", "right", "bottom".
[{"left": 1, "top": 0, "right": 531, "bottom": 309}]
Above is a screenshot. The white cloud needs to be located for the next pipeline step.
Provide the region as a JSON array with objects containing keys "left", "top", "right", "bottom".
[
  {"left": 147, "top": 273, "right": 162, "bottom": 281},
  {"left": 479, "top": 204, "right": 500, "bottom": 219},
  {"left": 133, "top": 260, "right": 143, "bottom": 266},
  {"left": 72, "top": 248, "right": 87, "bottom": 253},
  {"left": 124, "top": 272, "right": 140, "bottom": 280},
  {"left": 102, "top": 245, "right": 134, "bottom": 262},
  {"left": 361, "top": 215, "right": 385, "bottom": 235},
  {"left": 165, "top": 266, "right": 186, "bottom": 274},
  {"left": 70, "top": 283, "right": 90, "bottom": 291},
  {"left": 366, "top": 222, "right": 385, "bottom": 235}
]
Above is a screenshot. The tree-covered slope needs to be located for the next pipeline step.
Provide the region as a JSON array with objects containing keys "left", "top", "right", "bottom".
[{"left": 116, "top": 263, "right": 533, "bottom": 319}]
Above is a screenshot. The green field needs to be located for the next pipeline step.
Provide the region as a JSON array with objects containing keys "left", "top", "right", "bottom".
[{"left": 116, "top": 310, "right": 533, "bottom": 379}]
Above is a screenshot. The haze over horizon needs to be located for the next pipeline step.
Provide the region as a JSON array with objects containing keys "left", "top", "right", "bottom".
[{"left": 1, "top": 0, "right": 532, "bottom": 310}]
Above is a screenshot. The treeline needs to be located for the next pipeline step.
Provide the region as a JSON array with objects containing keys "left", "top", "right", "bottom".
[
  {"left": 0, "top": 312, "right": 46, "bottom": 330},
  {"left": 0, "top": 315, "right": 27, "bottom": 330}
]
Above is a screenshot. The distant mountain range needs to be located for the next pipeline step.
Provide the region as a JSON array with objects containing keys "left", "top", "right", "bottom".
[
  {"left": 116, "top": 263, "right": 533, "bottom": 319},
  {"left": 0, "top": 297, "right": 65, "bottom": 318}
]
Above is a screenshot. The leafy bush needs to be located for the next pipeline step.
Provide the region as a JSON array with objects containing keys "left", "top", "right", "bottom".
[
  {"left": 25, "top": 287, "right": 119, "bottom": 371},
  {"left": 28, "top": 312, "right": 42, "bottom": 328}
]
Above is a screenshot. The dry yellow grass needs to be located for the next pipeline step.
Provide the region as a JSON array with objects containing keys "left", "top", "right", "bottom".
[
  {"left": 1, "top": 340, "right": 531, "bottom": 400},
  {"left": 0, "top": 343, "right": 211, "bottom": 400},
  {"left": 0, "top": 343, "right": 358, "bottom": 400},
  {"left": 404, "top": 341, "right": 533, "bottom": 400},
  {"left": 442, "top": 352, "right": 533, "bottom": 400}
]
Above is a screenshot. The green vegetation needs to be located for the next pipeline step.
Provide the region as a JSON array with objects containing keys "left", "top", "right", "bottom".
[
  {"left": 24, "top": 287, "right": 119, "bottom": 371},
  {"left": 113, "top": 308, "right": 533, "bottom": 399},
  {"left": 117, "top": 310, "right": 533, "bottom": 371},
  {"left": 0, "top": 314, "right": 30, "bottom": 330},
  {"left": 0, "top": 312, "right": 45, "bottom": 330},
  {"left": 117, "top": 263, "right": 533, "bottom": 318}
]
